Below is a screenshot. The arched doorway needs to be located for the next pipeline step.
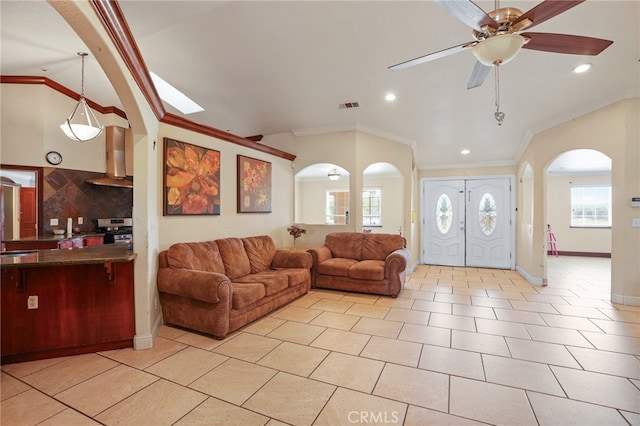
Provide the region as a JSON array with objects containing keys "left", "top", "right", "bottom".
[{"left": 544, "top": 149, "right": 612, "bottom": 294}]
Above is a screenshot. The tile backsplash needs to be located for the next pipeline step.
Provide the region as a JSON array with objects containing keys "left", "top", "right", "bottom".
[{"left": 43, "top": 167, "right": 133, "bottom": 233}]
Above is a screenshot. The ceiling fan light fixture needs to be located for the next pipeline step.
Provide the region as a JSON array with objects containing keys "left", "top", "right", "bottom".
[
  {"left": 472, "top": 34, "right": 525, "bottom": 66},
  {"left": 60, "top": 52, "right": 103, "bottom": 142},
  {"left": 328, "top": 168, "right": 341, "bottom": 181}
]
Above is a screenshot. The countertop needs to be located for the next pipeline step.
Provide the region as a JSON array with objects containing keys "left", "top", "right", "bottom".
[
  {"left": 0, "top": 244, "right": 136, "bottom": 268},
  {"left": 2, "top": 233, "right": 105, "bottom": 243}
]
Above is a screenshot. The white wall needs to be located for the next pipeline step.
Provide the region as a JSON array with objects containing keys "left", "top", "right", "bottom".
[
  {"left": 0, "top": 84, "right": 128, "bottom": 171},
  {"left": 546, "top": 174, "right": 612, "bottom": 254},
  {"left": 157, "top": 124, "right": 296, "bottom": 251}
]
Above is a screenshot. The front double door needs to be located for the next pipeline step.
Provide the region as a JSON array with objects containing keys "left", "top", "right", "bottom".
[{"left": 423, "top": 178, "right": 513, "bottom": 269}]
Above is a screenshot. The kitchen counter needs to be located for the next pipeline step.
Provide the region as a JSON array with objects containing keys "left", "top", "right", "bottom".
[
  {"left": 1, "top": 244, "right": 136, "bottom": 364},
  {"left": 2, "top": 233, "right": 106, "bottom": 252},
  {"left": 2, "top": 232, "right": 105, "bottom": 243},
  {"left": 0, "top": 243, "right": 135, "bottom": 268}
]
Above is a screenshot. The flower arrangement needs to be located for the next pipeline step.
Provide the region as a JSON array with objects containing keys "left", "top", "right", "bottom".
[{"left": 287, "top": 225, "right": 306, "bottom": 246}]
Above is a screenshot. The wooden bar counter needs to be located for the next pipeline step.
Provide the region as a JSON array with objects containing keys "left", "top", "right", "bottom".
[{"left": 1, "top": 244, "right": 137, "bottom": 364}]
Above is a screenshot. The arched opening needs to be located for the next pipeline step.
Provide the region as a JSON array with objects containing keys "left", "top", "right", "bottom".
[
  {"left": 362, "top": 162, "right": 404, "bottom": 234},
  {"left": 544, "top": 149, "right": 612, "bottom": 294},
  {"left": 294, "top": 163, "right": 350, "bottom": 225}
]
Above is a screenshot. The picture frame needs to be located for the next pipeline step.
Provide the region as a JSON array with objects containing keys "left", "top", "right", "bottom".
[
  {"left": 163, "top": 138, "right": 221, "bottom": 216},
  {"left": 237, "top": 154, "right": 272, "bottom": 213}
]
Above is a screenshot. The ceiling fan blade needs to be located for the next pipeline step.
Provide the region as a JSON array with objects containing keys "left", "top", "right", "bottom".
[
  {"left": 467, "top": 61, "right": 492, "bottom": 89},
  {"left": 389, "top": 42, "right": 476, "bottom": 71},
  {"left": 435, "top": 0, "right": 497, "bottom": 32},
  {"left": 522, "top": 32, "right": 613, "bottom": 55},
  {"left": 513, "top": 0, "right": 585, "bottom": 31}
]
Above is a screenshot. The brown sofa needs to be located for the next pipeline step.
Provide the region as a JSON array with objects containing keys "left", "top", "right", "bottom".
[
  {"left": 157, "top": 235, "right": 312, "bottom": 339},
  {"left": 307, "top": 232, "right": 410, "bottom": 297}
]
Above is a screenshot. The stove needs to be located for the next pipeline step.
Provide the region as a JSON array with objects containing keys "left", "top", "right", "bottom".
[{"left": 98, "top": 218, "right": 133, "bottom": 246}]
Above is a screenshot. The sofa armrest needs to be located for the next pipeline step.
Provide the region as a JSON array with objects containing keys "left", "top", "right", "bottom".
[
  {"left": 307, "top": 246, "right": 332, "bottom": 265},
  {"left": 272, "top": 249, "right": 313, "bottom": 269},
  {"left": 385, "top": 248, "right": 410, "bottom": 276},
  {"left": 157, "top": 268, "right": 230, "bottom": 304}
]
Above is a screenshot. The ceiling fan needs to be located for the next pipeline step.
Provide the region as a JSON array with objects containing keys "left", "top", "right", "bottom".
[{"left": 389, "top": 0, "right": 614, "bottom": 90}]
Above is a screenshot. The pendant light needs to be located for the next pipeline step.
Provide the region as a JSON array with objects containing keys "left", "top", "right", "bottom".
[
  {"left": 328, "top": 168, "right": 341, "bottom": 181},
  {"left": 60, "top": 52, "right": 104, "bottom": 142}
]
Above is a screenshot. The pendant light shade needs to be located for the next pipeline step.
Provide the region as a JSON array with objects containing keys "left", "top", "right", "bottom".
[
  {"left": 328, "top": 168, "right": 341, "bottom": 181},
  {"left": 60, "top": 52, "right": 103, "bottom": 142},
  {"left": 472, "top": 34, "right": 525, "bottom": 66}
]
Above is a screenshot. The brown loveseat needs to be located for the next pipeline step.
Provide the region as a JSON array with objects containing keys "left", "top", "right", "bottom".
[
  {"left": 307, "top": 232, "right": 410, "bottom": 297},
  {"left": 157, "top": 235, "right": 312, "bottom": 339}
]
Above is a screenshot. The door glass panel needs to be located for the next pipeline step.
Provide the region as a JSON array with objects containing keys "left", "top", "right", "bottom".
[
  {"left": 436, "top": 193, "right": 453, "bottom": 234},
  {"left": 478, "top": 192, "right": 497, "bottom": 235}
]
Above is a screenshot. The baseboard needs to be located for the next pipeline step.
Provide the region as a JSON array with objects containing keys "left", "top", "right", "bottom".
[
  {"left": 516, "top": 265, "right": 544, "bottom": 286},
  {"left": 407, "top": 260, "right": 419, "bottom": 274},
  {"left": 547, "top": 251, "right": 611, "bottom": 258},
  {"left": 133, "top": 312, "right": 163, "bottom": 350},
  {"left": 611, "top": 293, "right": 640, "bottom": 306}
]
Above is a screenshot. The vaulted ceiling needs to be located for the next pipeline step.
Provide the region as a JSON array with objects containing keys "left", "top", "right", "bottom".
[{"left": 2, "top": 1, "right": 638, "bottom": 170}]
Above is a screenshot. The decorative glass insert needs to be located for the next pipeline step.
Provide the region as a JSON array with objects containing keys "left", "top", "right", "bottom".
[
  {"left": 436, "top": 194, "right": 453, "bottom": 234},
  {"left": 478, "top": 192, "right": 497, "bottom": 235}
]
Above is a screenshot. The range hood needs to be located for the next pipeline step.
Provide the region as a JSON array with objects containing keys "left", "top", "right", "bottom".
[{"left": 86, "top": 126, "right": 133, "bottom": 188}]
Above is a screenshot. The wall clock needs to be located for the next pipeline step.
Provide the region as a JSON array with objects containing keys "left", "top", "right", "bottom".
[{"left": 45, "top": 151, "right": 62, "bottom": 165}]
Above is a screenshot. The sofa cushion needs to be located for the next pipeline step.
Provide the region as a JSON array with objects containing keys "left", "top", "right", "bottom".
[
  {"left": 362, "top": 233, "right": 405, "bottom": 260},
  {"left": 349, "top": 260, "right": 385, "bottom": 281},
  {"left": 243, "top": 236, "right": 277, "bottom": 273},
  {"left": 317, "top": 258, "right": 358, "bottom": 277},
  {"left": 166, "top": 241, "right": 225, "bottom": 274},
  {"left": 217, "top": 238, "right": 251, "bottom": 279},
  {"left": 275, "top": 268, "right": 310, "bottom": 287},
  {"left": 232, "top": 282, "right": 266, "bottom": 310},
  {"left": 235, "top": 272, "right": 288, "bottom": 296},
  {"left": 325, "top": 232, "right": 363, "bottom": 260}
]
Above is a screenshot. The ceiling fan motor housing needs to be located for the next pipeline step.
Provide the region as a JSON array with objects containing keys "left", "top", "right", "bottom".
[{"left": 473, "top": 7, "right": 530, "bottom": 40}]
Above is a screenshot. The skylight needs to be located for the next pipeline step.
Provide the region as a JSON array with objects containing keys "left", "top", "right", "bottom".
[{"left": 150, "top": 72, "right": 204, "bottom": 114}]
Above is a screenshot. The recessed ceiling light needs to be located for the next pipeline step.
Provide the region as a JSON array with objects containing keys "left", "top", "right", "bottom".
[
  {"left": 385, "top": 93, "right": 396, "bottom": 101},
  {"left": 150, "top": 71, "right": 204, "bottom": 114},
  {"left": 573, "top": 63, "right": 592, "bottom": 74},
  {"left": 461, "top": 149, "right": 470, "bottom": 155}
]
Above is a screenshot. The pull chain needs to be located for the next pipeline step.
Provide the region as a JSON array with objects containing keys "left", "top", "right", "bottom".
[{"left": 494, "top": 64, "right": 505, "bottom": 125}]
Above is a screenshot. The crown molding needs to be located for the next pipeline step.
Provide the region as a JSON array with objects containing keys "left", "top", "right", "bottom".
[{"left": 1, "top": 75, "right": 127, "bottom": 120}]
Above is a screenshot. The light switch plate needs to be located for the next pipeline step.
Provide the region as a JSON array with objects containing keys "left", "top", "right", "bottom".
[
  {"left": 50, "top": 218, "right": 58, "bottom": 226},
  {"left": 632, "top": 218, "right": 640, "bottom": 228}
]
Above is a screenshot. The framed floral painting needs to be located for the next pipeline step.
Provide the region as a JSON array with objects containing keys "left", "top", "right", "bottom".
[
  {"left": 163, "top": 138, "right": 221, "bottom": 215},
  {"left": 237, "top": 155, "right": 272, "bottom": 213}
]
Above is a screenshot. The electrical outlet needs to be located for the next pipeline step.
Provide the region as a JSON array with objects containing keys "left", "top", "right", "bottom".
[
  {"left": 78, "top": 217, "right": 84, "bottom": 225},
  {"left": 50, "top": 218, "right": 59, "bottom": 226},
  {"left": 27, "top": 295, "right": 38, "bottom": 309}
]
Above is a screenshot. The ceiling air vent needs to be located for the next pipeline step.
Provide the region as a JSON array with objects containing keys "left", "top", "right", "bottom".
[{"left": 339, "top": 102, "right": 360, "bottom": 109}]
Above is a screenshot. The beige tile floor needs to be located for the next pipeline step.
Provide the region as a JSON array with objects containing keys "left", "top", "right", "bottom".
[{"left": 2, "top": 256, "right": 639, "bottom": 426}]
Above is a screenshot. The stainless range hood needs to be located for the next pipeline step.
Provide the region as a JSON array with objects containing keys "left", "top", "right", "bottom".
[{"left": 86, "top": 126, "right": 133, "bottom": 188}]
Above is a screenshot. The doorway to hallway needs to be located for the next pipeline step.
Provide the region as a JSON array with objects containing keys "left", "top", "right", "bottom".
[{"left": 422, "top": 177, "right": 514, "bottom": 269}]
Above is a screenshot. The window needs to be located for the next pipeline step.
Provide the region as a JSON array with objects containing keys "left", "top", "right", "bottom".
[
  {"left": 363, "top": 188, "right": 382, "bottom": 226},
  {"left": 570, "top": 185, "right": 611, "bottom": 227},
  {"left": 326, "top": 190, "right": 349, "bottom": 224}
]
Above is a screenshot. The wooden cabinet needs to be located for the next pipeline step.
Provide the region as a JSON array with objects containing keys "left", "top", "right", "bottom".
[{"left": 1, "top": 261, "right": 135, "bottom": 364}]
